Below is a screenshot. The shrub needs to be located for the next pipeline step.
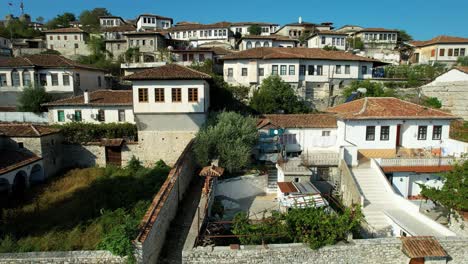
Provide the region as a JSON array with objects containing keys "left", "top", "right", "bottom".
[
  {"left": 17, "top": 85, "right": 52, "bottom": 113},
  {"left": 53, "top": 122, "right": 137, "bottom": 143},
  {"left": 422, "top": 97, "right": 442, "bottom": 109},
  {"left": 343, "top": 80, "right": 397, "bottom": 98}
]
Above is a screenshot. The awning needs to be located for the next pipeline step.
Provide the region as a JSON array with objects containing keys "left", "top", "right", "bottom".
[{"left": 400, "top": 236, "right": 447, "bottom": 258}]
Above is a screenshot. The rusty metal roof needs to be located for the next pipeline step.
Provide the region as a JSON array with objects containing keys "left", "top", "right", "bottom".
[
  {"left": 401, "top": 236, "right": 448, "bottom": 258},
  {"left": 199, "top": 165, "right": 224, "bottom": 177},
  {"left": 277, "top": 182, "right": 298, "bottom": 193}
]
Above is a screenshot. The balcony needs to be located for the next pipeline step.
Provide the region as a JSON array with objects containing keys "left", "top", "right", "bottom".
[
  {"left": 377, "top": 157, "right": 458, "bottom": 167},
  {"left": 300, "top": 152, "right": 340, "bottom": 166}
]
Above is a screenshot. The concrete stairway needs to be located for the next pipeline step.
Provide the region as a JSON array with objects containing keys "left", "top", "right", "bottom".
[{"left": 266, "top": 164, "right": 278, "bottom": 193}]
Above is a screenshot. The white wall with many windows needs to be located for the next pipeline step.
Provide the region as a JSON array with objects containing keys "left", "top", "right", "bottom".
[
  {"left": 132, "top": 79, "right": 209, "bottom": 113},
  {"left": 240, "top": 39, "right": 295, "bottom": 50},
  {"left": 48, "top": 106, "right": 134, "bottom": 124},
  {"left": 136, "top": 16, "right": 172, "bottom": 31},
  {"left": 357, "top": 31, "right": 398, "bottom": 44},
  {"left": 307, "top": 34, "right": 347, "bottom": 50},
  {"left": 415, "top": 44, "right": 468, "bottom": 64},
  {"left": 230, "top": 25, "right": 279, "bottom": 36},
  {"left": 170, "top": 28, "right": 230, "bottom": 44},
  {"left": 99, "top": 17, "right": 125, "bottom": 28}
]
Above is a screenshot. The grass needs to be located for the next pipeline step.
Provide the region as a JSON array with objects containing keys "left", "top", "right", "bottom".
[
  {"left": 450, "top": 120, "right": 468, "bottom": 143},
  {"left": 0, "top": 158, "right": 170, "bottom": 257}
]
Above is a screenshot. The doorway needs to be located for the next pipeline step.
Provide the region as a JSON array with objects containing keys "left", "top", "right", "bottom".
[
  {"left": 105, "top": 146, "right": 122, "bottom": 166},
  {"left": 396, "top": 125, "right": 402, "bottom": 147}
]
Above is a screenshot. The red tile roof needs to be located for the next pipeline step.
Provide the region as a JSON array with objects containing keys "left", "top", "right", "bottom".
[
  {"left": 401, "top": 236, "right": 448, "bottom": 258},
  {"left": 358, "top": 27, "right": 399, "bottom": 33},
  {"left": 381, "top": 166, "right": 453, "bottom": 173},
  {"left": 278, "top": 182, "right": 298, "bottom": 193},
  {"left": 241, "top": 34, "right": 296, "bottom": 41},
  {"left": 43, "top": 90, "right": 132, "bottom": 107},
  {"left": 123, "top": 64, "right": 212, "bottom": 80},
  {"left": 222, "top": 47, "right": 380, "bottom": 63},
  {"left": 327, "top": 97, "right": 456, "bottom": 120},
  {"left": 0, "top": 150, "right": 42, "bottom": 175},
  {"left": 0, "top": 54, "right": 105, "bottom": 71},
  {"left": 312, "top": 30, "right": 348, "bottom": 36},
  {"left": 43, "top": 27, "right": 86, "bottom": 33},
  {"left": 411, "top": 35, "right": 468, "bottom": 47},
  {"left": 0, "top": 123, "right": 60, "bottom": 137},
  {"left": 257, "top": 114, "right": 338, "bottom": 129},
  {"left": 101, "top": 24, "right": 136, "bottom": 33}
]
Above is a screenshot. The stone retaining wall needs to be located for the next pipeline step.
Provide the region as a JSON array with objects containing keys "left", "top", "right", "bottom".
[
  {"left": 182, "top": 237, "right": 468, "bottom": 264},
  {"left": 422, "top": 82, "right": 468, "bottom": 120},
  {"left": 0, "top": 250, "right": 126, "bottom": 264}
]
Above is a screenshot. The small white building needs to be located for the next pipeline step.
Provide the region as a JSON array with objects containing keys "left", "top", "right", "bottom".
[
  {"left": 230, "top": 22, "right": 279, "bottom": 37},
  {"left": 42, "top": 90, "right": 134, "bottom": 124},
  {"left": 168, "top": 22, "right": 233, "bottom": 47},
  {"left": 43, "top": 27, "right": 91, "bottom": 58},
  {"left": 136, "top": 14, "right": 173, "bottom": 31},
  {"left": 411, "top": 35, "right": 468, "bottom": 65},
  {"left": 274, "top": 20, "right": 334, "bottom": 39},
  {"left": 239, "top": 35, "right": 297, "bottom": 50},
  {"left": 351, "top": 28, "right": 400, "bottom": 64},
  {"left": 307, "top": 31, "right": 348, "bottom": 50},
  {"left": 99, "top": 16, "right": 127, "bottom": 28}
]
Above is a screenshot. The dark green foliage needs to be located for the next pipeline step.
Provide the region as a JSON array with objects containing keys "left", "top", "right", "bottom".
[
  {"left": 383, "top": 64, "right": 446, "bottom": 82},
  {"left": 420, "top": 160, "right": 468, "bottom": 211},
  {"left": 422, "top": 97, "right": 442, "bottom": 109},
  {"left": 193, "top": 112, "right": 257, "bottom": 173},
  {"left": 346, "top": 37, "right": 364, "bottom": 50},
  {"left": 450, "top": 121, "right": 468, "bottom": 143},
  {"left": 343, "top": 80, "right": 397, "bottom": 99},
  {"left": 457, "top": 56, "right": 468, "bottom": 66},
  {"left": 0, "top": 20, "right": 41, "bottom": 39},
  {"left": 53, "top": 122, "right": 138, "bottom": 143},
  {"left": 247, "top": 24, "right": 262, "bottom": 35},
  {"left": 17, "top": 86, "right": 52, "bottom": 113},
  {"left": 76, "top": 37, "right": 121, "bottom": 75},
  {"left": 250, "top": 75, "right": 311, "bottom": 114},
  {"left": 45, "top": 12, "right": 76, "bottom": 29},
  {"left": 323, "top": 45, "right": 338, "bottom": 51},
  {"left": 298, "top": 32, "right": 311, "bottom": 45},
  {"left": 398, "top": 30, "right": 413, "bottom": 42},
  {"left": 232, "top": 206, "right": 363, "bottom": 249},
  {"left": 79, "top": 8, "right": 112, "bottom": 32}
]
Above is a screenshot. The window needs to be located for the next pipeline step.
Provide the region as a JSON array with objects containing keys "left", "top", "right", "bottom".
[
  {"left": 448, "top": 49, "right": 453, "bottom": 56},
  {"left": 418, "top": 126, "right": 427, "bottom": 140},
  {"left": 316, "top": 65, "right": 323, "bottom": 75},
  {"left": 332, "top": 37, "right": 336, "bottom": 45},
  {"left": 361, "top": 65, "right": 368, "bottom": 75},
  {"left": 118, "top": 110, "right": 125, "bottom": 122},
  {"left": 63, "top": 74, "right": 70, "bottom": 86},
  {"left": 255, "top": 41, "right": 261, "bottom": 48},
  {"left": 57, "top": 110, "right": 65, "bottom": 122},
  {"left": 188, "top": 88, "right": 198, "bottom": 102},
  {"left": 321, "top": 36, "right": 326, "bottom": 45},
  {"left": 454, "top": 48, "right": 459, "bottom": 56},
  {"left": 272, "top": 65, "right": 278, "bottom": 75},
  {"left": 75, "top": 73, "right": 80, "bottom": 87},
  {"left": 64, "top": 36, "right": 67, "bottom": 41},
  {"left": 172, "top": 88, "right": 182, "bottom": 102},
  {"left": 189, "top": 54, "right": 194, "bottom": 61},
  {"left": 98, "top": 109, "right": 105, "bottom": 122},
  {"left": 0, "top": 74, "right": 6, "bottom": 86},
  {"left": 289, "top": 65, "right": 295, "bottom": 75},
  {"left": 97, "top": 76, "right": 102, "bottom": 87},
  {"left": 366, "top": 126, "right": 375, "bottom": 141},
  {"left": 138, "top": 88, "right": 148, "bottom": 102},
  {"left": 74, "top": 43, "right": 78, "bottom": 49},
  {"left": 280, "top": 65, "right": 287, "bottom": 75},
  {"left": 227, "top": 68, "right": 233, "bottom": 77},
  {"left": 142, "top": 40, "right": 146, "bottom": 46},
  {"left": 50, "top": 44, "right": 54, "bottom": 50},
  {"left": 199, "top": 54, "right": 205, "bottom": 62},
  {"left": 74, "top": 110, "right": 82, "bottom": 122},
  {"left": 241, "top": 68, "right": 248, "bottom": 76},
  {"left": 182, "top": 54, "right": 188, "bottom": 61},
  {"left": 150, "top": 40, "right": 154, "bottom": 46},
  {"left": 322, "top": 131, "right": 330, "bottom": 137},
  {"left": 155, "top": 88, "right": 164, "bottom": 102},
  {"left": 335, "top": 65, "right": 342, "bottom": 74},
  {"left": 259, "top": 68, "right": 264, "bottom": 76},
  {"left": 40, "top": 73, "right": 47, "bottom": 86},
  {"left": 431, "top": 49, "right": 436, "bottom": 57},
  {"left": 461, "top": 48, "right": 466, "bottom": 56},
  {"left": 246, "top": 41, "right": 252, "bottom": 49},
  {"left": 308, "top": 65, "right": 315, "bottom": 75},
  {"left": 51, "top": 73, "right": 59, "bottom": 86},
  {"left": 22, "top": 70, "right": 31, "bottom": 86},
  {"left": 11, "top": 70, "right": 20, "bottom": 86},
  {"left": 380, "top": 126, "right": 390, "bottom": 141},
  {"left": 299, "top": 65, "right": 306, "bottom": 75},
  {"left": 57, "top": 36, "right": 61, "bottom": 40},
  {"left": 49, "top": 36, "right": 53, "bottom": 40},
  {"left": 432, "top": 125, "right": 442, "bottom": 140},
  {"left": 439, "top": 49, "right": 445, "bottom": 56},
  {"left": 345, "top": 65, "right": 350, "bottom": 74},
  {"left": 263, "top": 41, "right": 269, "bottom": 47}
]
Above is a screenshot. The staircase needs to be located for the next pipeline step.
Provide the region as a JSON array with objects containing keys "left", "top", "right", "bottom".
[{"left": 266, "top": 163, "right": 278, "bottom": 193}]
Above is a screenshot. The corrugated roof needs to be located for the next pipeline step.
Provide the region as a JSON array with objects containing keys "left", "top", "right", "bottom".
[
  {"left": 257, "top": 114, "right": 338, "bottom": 129},
  {"left": 400, "top": 236, "right": 448, "bottom": 258},
  {"left": 43, "top": 90, "right": 132, "bottom": 107},
  {"left": 123, "top": 64, "right": 212, "bottom": 80},
  {"left": 327, "top": 97, "right": 456, "bottom": 120},
  {"left": 277, "top": 182, "right": 298, "bottom": 193}
]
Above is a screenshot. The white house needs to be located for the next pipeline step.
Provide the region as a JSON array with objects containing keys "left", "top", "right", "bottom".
[
  {"left": 102, "top": 24, "right": 136, "bottom": 60},
  {"left": 43, "top": 27, "right": 91, "bottom": 58},
  {"left": 136, "top": 14, "right": 173, "bottom": 31},
  {"left": 274, "top": 19, "right": 334, "bottom": 39},
  {"left": 168, "top": 22, "right": 233, "bottom": 47},
  {"left": 230, "top": 22, "right": 279, "bottom": 37},
  {"left": 307, "top": 31, "right": 348, "bottom": 50},
  {"left": 222, "top": 47, "right": 379, "bottom": 100},
  {"left": 99, "top": 16, "right": 127, "bottom": 28},
  {"left": 42, "top": 90, "right": 134, "bottom": 124},
  {"left": 239, "top": 35, "right": 297, "bottom": 50},
  {"left": 351, "top": 28, "right": 400, "bottom": 64},
  {"left": 411, "top": 35, "right": 468, "bottom": 65},
  {"left": 123, "top": 31, "right": 168, "bottom": 62},
  {"left": 0, "top": 34, "right": 12, "bottom": 57}
]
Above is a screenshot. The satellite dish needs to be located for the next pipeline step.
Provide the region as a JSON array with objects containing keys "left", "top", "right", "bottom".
[
  {"left": 167, "top": 46, "right": 174, "bottom": 51},
  {"left": 274, "top": 129, "right": 279, "bottom": 135},
  {"left": 357, "top": 88, "right": 367, "bottom": 94}
]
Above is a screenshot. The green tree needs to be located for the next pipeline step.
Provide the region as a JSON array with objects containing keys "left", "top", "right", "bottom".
[
  {"left": 0, "top": 20, "right": 41, "bottom": 38},
  {"left": 343, "top": 80, "right": 397, "bottom": 98},
  {"left": 420, "top": 160, "right": 468, "bottom": 211},
  {"left": 323, "top": 45, "right": 338, "bottom": 51},
  {"left": 298, "top": 32, "right": 311, "bottom": 45},
  {"left": 36, "top": 16, "right": 45, "bottom": 24},
  {"left": 193, "top": 112, "right": 257, "bottom": 173},
  {"left": 46, "top": 12, "right": 76, "bottom": 29},
  {"left": 79, "top": 8, "right": 111, "bottom": 32},
  {"left": 398, "top": 30, "right": 413, "bottom": 43},
  {"left": 346, "top": 37, "right": 364, "bottom": 50},
  {"left": 247, "top": 24, "right": 262, "bottom": 35},
  {"left": 422, "top": 97, "right": 442, "bottom": 109},
  {"left": 17, "top": 86, "right": 52, "bottom": 113},
  {"left": 250, "top": 75, "right": 311, "bottom": 114},
  {"left": 457, "top": 56, "right": 468, "bottom": 66}
]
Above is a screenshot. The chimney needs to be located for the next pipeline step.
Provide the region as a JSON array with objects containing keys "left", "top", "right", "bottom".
[
  {"left": 298, "top": 16, "right": 302, "bottom": 24},
  {"left": 84, "top": 90, "right": 89, "bottom": 104}
]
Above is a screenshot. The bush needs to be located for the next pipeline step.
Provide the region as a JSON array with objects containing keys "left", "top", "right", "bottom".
[
  {"left": 17, "top": 85, "right": 52, "bottom": 113},
  {"left": 53, "top": 122, "right": 138, "bottom": 143},
  {"left": 343, "top": 80, "right": 397, "bottom": 98},
  {"left": 422, "top": 97, "right": 442, "bottom": 109}
]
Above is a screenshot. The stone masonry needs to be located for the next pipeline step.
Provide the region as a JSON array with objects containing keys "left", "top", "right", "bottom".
[{"left": 0, "top": 250, "right": 126, "bottom": 264}]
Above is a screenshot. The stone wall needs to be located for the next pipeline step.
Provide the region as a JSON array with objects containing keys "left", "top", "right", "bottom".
[
  {"left": 448, "top": 212, "right": 468, "bottom": 237},
  {"left": 337, "top": 160, "right": 364, "bottom": 207},
  {"left": 133, "top": 141, "right": 197, "bottom": 264},
  {"left": 182, "top": 237, "right": 468, "bottom": 264},
  {"left": 62, "top": 144, "right": 106, "bottom": 168},
  {"left": 422, "top": 82, "right": 468, "bottom": 120},
  {"left": 0, "top": 250, "right": 126, "bottom": 264}
]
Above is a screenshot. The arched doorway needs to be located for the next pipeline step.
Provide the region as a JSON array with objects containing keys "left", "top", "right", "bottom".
[
  {"left": 12, "top": 171, "right": 27, "bottom": 197},
  {"left": 143, "top": 54, "right": 155, "bottom": 62},
  {"left": 29, "top": 164, "right": 44, "bottom": 185}
]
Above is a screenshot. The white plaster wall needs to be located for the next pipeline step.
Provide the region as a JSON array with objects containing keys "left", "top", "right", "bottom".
[
  {"left": 0, "top": 160, "right": 44, "bottom": 186},
  {"left": 49, "top": 106, "right": 134, "bottom": 124},
  {"left": 307, "top": 35, "right": 346, "bottom": 50},
  {"left": 429, "top": 69, "right": 468, "bottom": 84},
  {"left": 392, "top": 172, "right": 443, "bottom": 198},
  {"left": 285, "top": 128, "right": 339, "bottom": 153},
  {"left": 132, "top": 80, "right": 209, "bottom": 113},
  {"left": 273, "top": 40, "right": 295, "bottom": 48}
]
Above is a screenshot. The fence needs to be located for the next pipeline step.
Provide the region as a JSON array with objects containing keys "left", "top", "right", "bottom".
[
  {"left": 377, "top": 157, "right": 457, "bottom": 167},
  {"left": 0, "top": 112, "right": 48, "bottom": 123}
]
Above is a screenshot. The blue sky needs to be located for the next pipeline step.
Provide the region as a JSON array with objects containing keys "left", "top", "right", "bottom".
[{"left": 1, "top": 0, "right": 467, "bottom": 40}]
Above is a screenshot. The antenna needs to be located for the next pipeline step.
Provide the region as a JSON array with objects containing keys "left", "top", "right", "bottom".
[{"left": 20, "top": 1, "right": 24, "bottom": 15}]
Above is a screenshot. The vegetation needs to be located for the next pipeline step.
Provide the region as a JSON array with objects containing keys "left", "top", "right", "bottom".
[
  {"left": 450, "top": 120, "right": 468, "bottom": 143},
  {"left": 346, "top": 37, "right": 364, "bottom": 50},
  {"left": 421, "top": 97, "right": 442, "bottom": 109},
  {"left": 457, "top": 56, "right": 468, "bottom": 66},
  {"left": 383, "top": 64, "right": 447, "bottom": 86},
  {"left": 45, "top": 12, "right": 76, "bottom": 29},
  {"left": 17, "top": 86, "right": 52, "bottom": 113},
  {"left": 397, "top": 30, "right": 413, "bottom": 43},
  {"left": 53, "top": 122, "right": 138, "bottom": 144},
  {"left": 250, "top": 75, "right": 311, "bottom": 114},
  {"left": 79, "top": 8, "right": 112, "bottom": 32},
  {"left": 323, "top": 45, "right": 339, "bottom": 51},
  {"left": 247, "top": 24, "right": 262, "bottom": 35},
  {"left": 0, "top": 20, "right": 41, "bottom": 39},
  {"left": 193, "top": 111, "right": 257, "bottom": 173},
  {"left": 0, "top": 160, "right": 171, "bottom": 258},
  {"left": 297, "top": 32, "right": 311, "bottom": 45},
  {"left": 420, "top": 159, "right": 468, "bottom": 211},
  {"left": 76, "top": 36, "right": 121, "bottom": 76},
  {"left": 232, "top": 206, "right": 362, "bottom": 249},
  {"left": 343, "top": 80, "right": 397, "bottom": 99}
]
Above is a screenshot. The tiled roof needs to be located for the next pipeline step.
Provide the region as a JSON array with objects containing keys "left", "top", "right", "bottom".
[
  {"left": 257, "top": 114, "right": 338, "bottom": 129},
  {"left": 381, "top": 166, "right": 453, "bottom": 173},
  {"left": 100, "top": 138, "right": 125, "bottom": 147},
  {"left": 171, "top": 47, "right": 234, "bottom": 56},
  {"left": 241, "top": 34, "right": 296, "bottom": 41},
  {"left": 411, "top": 35, "right": 468, "bottom": 47},
  {"left": 169, "top": 22, "right": 232, "bottom": 31},
  {"left": 312, "top": 30, "right": 348, "bottom": 36},
  {"left": 400, "top": 236, "right": 448, "bottom": 258},
  {"left": 123, "top": 30, "right": 166, "bottom": 36},
  {"left": 230, "top": 22, "right": 279, "bottom": 26},
  {"left": 123, "top": 64, "right": 212, "bottom": 80},
  {"left": 43, "top": 90, "right": 133, "bottom": 107},
  {"left": 326, "top": 97, "right": 456, "bottom": 120},
  {"left": 101, "top": 24, "right": 136, "bottom": 33},
  {"left": 43, "top": 27, "right": 86, "bottom": 33},
  {"left": 0, "top": 150, "right": 42, "bottom": 175},
  {"left": 455, "top": 66, "right": 468, "bottom": 74},
  {"left": 0, "top": 54, "right": 105, "bottom": 71},
  {"left": 222, "top": 47, "right": 379, "bottom": 62},
  {"left": 358, "top": 27, "right": 399, "bottom": 33},
  {"left": 0, "top": 123, "right": 60, "bottom": 137}
]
